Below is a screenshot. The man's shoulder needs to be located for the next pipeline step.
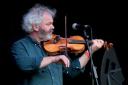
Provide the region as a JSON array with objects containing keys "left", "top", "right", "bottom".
[
  {"left": 11, "top": 36, "right": 32, "bottom": 51},
  {"left": 12, "top": 36, "right": 30, "bottom": 45}
]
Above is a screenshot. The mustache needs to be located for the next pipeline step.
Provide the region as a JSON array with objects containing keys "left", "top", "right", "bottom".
[
  {"left": 40, "top": 29, "right": 54, "bottom": 35},
  {"left": 49, "top": 29, "right": 54, "bottom": 33}
]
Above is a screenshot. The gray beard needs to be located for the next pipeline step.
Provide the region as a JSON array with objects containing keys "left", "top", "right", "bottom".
[{"left": 39, "top": 29, "right": 52, "bottom": 41}]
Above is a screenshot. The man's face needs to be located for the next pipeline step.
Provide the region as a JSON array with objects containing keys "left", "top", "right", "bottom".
[{"left": 39, "top": 12, "right": 54, "bottom": 41}]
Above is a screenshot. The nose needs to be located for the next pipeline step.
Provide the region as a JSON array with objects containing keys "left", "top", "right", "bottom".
[{"left": 51, "top": 24, "right": 54, "bottom": 30}]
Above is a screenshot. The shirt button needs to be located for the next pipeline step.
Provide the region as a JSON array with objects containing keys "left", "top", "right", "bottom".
[
  {"left": 52, "top": 76, "right": 54, "bottom": 80},
  {"left": 76, "top": 67, "right": 80, "bottom": 69},
  {"left": 66, "top": 71, "right": 69, "bottom": 74}
]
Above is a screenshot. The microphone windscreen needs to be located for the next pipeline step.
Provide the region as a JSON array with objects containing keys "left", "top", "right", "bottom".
[{"left": 72, "top": 23, "right": 78, "bottom": 30}]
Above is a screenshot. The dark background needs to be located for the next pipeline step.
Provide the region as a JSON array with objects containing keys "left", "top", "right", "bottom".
[{"left": 0, "top": 0, "right": 128, "bottom": 85}]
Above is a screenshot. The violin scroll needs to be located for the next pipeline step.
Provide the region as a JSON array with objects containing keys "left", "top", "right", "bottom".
[{"left": 103, "top": 41, "right": 113, "bottom": 50}]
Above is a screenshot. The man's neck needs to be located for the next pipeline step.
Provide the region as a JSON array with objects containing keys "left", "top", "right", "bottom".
[{"left": 29, "top": 32, "right": 41, "bottom": 43}]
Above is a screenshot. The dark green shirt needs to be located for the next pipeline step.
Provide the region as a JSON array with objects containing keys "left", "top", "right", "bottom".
[{"left": 11, "top": 35, "right": 83, "bottom": 85}]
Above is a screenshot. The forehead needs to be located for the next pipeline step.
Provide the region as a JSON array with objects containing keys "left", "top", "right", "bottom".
[{"left": 42, "top": 12, "right": 53, "bottom": 21}]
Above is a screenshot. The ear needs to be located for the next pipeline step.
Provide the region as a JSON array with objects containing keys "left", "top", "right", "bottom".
[{"left": 32, "top": 23, "right": 40, "bottom": 31}]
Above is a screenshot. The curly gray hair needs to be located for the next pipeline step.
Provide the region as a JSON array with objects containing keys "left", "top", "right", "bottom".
[{"left": 22, "top": 4, "right": 56, "bottom": 33}]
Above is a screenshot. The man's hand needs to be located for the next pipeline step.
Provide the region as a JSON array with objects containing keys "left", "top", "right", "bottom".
[
  {"left": 91, "top": 39, "right": 104, "bottom": 53},
  {"left": 53, "top": 55, "right": 70, "bottom": 67}
]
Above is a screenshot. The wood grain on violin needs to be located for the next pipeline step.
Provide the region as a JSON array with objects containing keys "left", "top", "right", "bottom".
[{"left": 43, "top": 34, "right": 86, "bottom": 55}]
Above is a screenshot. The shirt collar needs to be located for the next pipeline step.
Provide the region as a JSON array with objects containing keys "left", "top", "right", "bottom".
[{"left": 27, "top": 35, "right": 41, "bottom": 46}]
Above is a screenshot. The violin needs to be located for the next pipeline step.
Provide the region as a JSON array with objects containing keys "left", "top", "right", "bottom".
[
  {"left": 43, "top": 34, "right": 86, "bottom": 55},
  {"left": 43, "top": 34, "right": 113, "bottom": 55}
]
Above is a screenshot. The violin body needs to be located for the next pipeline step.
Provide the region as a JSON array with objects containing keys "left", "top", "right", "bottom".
[{"left": 43, "top": 34, "right": 86, "bottom": 55}]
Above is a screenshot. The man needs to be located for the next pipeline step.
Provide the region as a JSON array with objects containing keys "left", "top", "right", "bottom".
[{"left": 11, "top": 3, "right": 104, "bottom": 85}]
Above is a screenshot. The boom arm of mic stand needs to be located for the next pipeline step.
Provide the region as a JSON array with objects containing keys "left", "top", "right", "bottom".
[{"left": 83, "top": 30, "right": 99, "bottom": 85}]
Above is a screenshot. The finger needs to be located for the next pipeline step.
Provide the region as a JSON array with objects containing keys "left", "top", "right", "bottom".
[
  {"left": 67, "top": 58, "right": 70, "bottom": 67},
  {"left": 68, "top": 59, "right": 70, "bottom": 67},
  {"left": 60, "top": 55, "right": 68, "bottom": 67},
  {"left": 100, "top": 39, "right": 104, "bottom": 43},
  {"left": 65, "top": 56, "right": 70, "bottom": 67},
  {"left": 65, "top": 57, "right": 69, "bottom": 67}
]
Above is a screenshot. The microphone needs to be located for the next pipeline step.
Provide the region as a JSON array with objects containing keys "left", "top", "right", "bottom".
[{"left": 72, "top": 23, "right": 90, "bottom": 30}]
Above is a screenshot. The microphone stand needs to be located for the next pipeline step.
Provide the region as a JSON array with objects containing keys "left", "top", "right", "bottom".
[{"left": 83, "top": 30, "right": 99, "bottom": 85}]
